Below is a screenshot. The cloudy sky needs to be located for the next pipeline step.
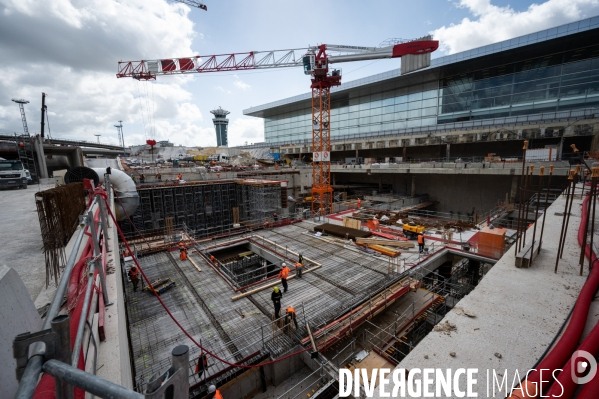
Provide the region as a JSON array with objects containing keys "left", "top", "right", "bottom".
[{"left": 1, "top": 0, "right": 598, "bottom": 148}]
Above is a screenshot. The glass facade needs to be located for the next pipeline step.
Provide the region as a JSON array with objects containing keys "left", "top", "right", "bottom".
[
  {"left": 263, "top": 44, "right": 599, "bottom": 144},
  {"left": 264, "top": 81, "right": 439, "bottom": 143},
  {"left": 439, "top": 48, "right": 599, "bottom": 123}
]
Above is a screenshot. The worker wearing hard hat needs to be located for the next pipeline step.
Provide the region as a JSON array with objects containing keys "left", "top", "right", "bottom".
[
  {"left": 285, "top": 306, "right": 298, "bottom": 329},
  {"left": 417, "top": 233, "right": 425, "bottom": 253},
  {"left": 196, "top": 351, "right": 208, "bottom": 379},
  {"left": 128, "top": 266, "right": 140, "bottom": 292},
  {"left": 180, "top": 247, "right": 188, "bottom": 261},
  {"left": 207, "top": 385, "right": 223, "bottom": 399},
  {"left": 271, "top": 286, "right": 283, "bottom": 319},
  {"left": 278, "top": 263, "right": 291, "bottom": 292}
]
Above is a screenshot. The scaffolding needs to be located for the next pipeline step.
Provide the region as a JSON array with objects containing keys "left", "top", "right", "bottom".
[{"left": 119, "top": 180, "right": 285, "bottom": 240}]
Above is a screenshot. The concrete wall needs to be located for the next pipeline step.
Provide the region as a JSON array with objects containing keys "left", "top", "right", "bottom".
[{"left": 0, "top": 266, "right": 43, "bottom": 398}]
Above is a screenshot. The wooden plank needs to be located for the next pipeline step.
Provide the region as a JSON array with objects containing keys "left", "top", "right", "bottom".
[
  {"left": 188, "top": 256, "right": 202, "bottom": 272},
  {"left": 356, "top": 237, "right": 414, "bottom": 248}
]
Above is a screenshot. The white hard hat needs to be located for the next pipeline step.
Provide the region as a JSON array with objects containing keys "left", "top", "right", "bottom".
[{"left": 208, "top": 385, "right": 216, "bottom": 393}]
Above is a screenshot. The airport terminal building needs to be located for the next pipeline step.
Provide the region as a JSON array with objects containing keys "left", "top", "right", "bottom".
[{"left": 243, "top": 17, "right": 599, "bottom": 159}]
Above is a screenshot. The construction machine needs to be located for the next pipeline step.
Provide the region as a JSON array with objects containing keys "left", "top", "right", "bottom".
[{"left": 402, "top": 222, "right": 424, "bottom": 239}]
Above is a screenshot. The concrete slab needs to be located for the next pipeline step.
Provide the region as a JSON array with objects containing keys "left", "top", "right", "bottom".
[{"left": 0, "top": 183, "right": 55, "bottom": 302}]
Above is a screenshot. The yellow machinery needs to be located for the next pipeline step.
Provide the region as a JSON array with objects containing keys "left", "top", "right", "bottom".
[{"left": 402, "top": 222, "right": 424, "bottom": 239}]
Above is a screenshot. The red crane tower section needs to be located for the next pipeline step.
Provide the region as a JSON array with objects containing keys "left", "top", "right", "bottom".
[{"left": 117, "top": 39, "right": 438, "bottom": 215}]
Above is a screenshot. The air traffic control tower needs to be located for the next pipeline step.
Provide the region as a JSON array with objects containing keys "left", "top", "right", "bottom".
[{"left": 211, "top": 107, "right": 230, "bottom": 147}]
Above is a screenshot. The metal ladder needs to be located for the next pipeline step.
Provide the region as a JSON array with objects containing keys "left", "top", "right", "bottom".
[{"left": 14, "top": 133, "right": 39, "bottom": 183}]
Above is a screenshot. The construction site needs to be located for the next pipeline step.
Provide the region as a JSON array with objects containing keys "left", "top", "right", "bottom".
[{"left": 2, "top": 11, "right": 599, "bottom": 399}]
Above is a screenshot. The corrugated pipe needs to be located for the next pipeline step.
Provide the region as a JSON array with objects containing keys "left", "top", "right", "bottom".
[
  {"left": 509, "top": 191, "right": 599, "bottom": 399},
  {"left": 91, "top": 167, "right": 139, "bottom": 221}
]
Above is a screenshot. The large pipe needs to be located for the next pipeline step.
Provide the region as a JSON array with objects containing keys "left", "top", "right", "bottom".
[{"left": 92, "top": 167, "right": 139, "bottom": 221}]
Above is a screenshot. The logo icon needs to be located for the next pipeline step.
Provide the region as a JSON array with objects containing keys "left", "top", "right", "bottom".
[{"left": 571, "top": 350, "right": 597, "bottom": 384}]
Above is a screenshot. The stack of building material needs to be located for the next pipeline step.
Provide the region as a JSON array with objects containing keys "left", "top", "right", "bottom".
[{"left": 313, "top": 223, "right": 372, "bottom": 240}]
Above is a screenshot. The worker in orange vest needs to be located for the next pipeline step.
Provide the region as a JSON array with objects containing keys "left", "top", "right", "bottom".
[
  {"left": 128, "top": 266, "right": 140, "bottom": 292},
  {"left": 207, "top": 385, "right": 223, "bottom": 399},
  {"left": 195, "top": 351, "right": 208, "bottom": 379},
  {"left": 278, "top": 263, "right": 291, "bottom": 292},
  {"left": 357, "top": 198, "right": 361, "bottom": 209},
  {"left": 295, "top": 261, "right": 303, "bottom": 278},
  {"left": 178, "top": 241, "right": 184, "bottom": 249},
  {"left": 417, "top": 233, "right": 425, "bottom": 253},
  {"left": 210, "top": 255, "right": 216, "bottom": 263},
  {"left": 285, "top": 306, "right": 298, "bottom": 329},
  {"left": 180, "top": 247, "right": 188, "bottom": 261}
]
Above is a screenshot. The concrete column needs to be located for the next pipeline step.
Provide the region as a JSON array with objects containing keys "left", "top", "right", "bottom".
[
  {"left": 411, "top": 175, "right": 416, "bottom": 197},
  {"left": 34, "top": 135, "right": 48, "bottom": 178},
  {"left": 509, "top": 175, "right": 518, "bottom": 204},
  {"left": 355, "top": 149, "right": 358, "bottom": 160},
  {"left": 402, "top": 145, "right": 407, "bottom": 161},
  {"left": 446, "top": 143, "right": 450, "bottom": 161},
  {"left": 540, "top": 127, "right": 546, "bottom": 137}
]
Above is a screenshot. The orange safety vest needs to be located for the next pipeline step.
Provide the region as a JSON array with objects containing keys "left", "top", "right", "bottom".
[
  {"left": 286, "top": 306, "right": 295, "bottom": 315},
  {"left": 180, "top": 249, "right": 187, "bottom": 261},
  {"left": 417, "top": 235, "right": 424, "bottom": 244},
  {"left": 195, "top": 354, "right": 208, "bottom": 372},
  {"left": 129, "top": 267, "right": 139, "bottom": 280},
  {"left": 214, "top": 390, "right": 223, "bottom": 399},
  {"left": 295, "top": 262, "right": 302, "bottom": 269},
  {"left": 279, "top": 267, "right": 290, "bottom": 279}
]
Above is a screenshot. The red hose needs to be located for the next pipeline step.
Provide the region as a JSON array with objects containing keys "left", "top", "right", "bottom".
[{"left": 510, "top": 191, "right": 599, "bottom": 398}]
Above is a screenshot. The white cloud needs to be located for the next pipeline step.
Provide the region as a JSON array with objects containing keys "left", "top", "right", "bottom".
[
  {"left": 431, "top": 0, "right": 599, "bottom": 54},
  {"left": 233, "top": 75, "right": 251, "bottom": 90},
  {"left": 214, "top": 86, "right": 232, "bottom": 94},
  {"left": 228, "top": 118, "right": 264, "bottom": 147},
  {"left": 0, "top": 0, "right": 209, "bottom": 146}
]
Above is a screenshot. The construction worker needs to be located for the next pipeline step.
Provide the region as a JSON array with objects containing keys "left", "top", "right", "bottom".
[
  {"left": 216, "top": 173, "right": 221, "bottom": 179},
  {"left": 295, "top": 261, "right": 303, "bottom": 278},
  {"left": 357, "top": 198, "right": 361, "bottom": 209},
  {"left": 210, "top": 255, "right": 216, "bottom": 263},
  {"left": 273, "top": 212, "right": 278, "bottom": 222},
  {"left": 207, "top": 385, "right": 223, "bottom": 399},
  {"left": 178, "top": 241, "right": 184, "bottom": 249},
  {"left": 285, "top": 306, "right": 298, "bottom": 329},
  {"left": 128, "top": 265, "right": 140, "bottom": 292},
  {"left": 298, "top": 253, "right": 304, "bottom": 264},
  {"left": 278, "top": 263, "right": 291, "bottom": 292},
  {"left": 417, "top": 233, "right": 425, "bottom": 253},
  {"left": 271, "top": 286, "right": 283, "bottom": 319},
  {"left": 139, "top": 173, "right": 145, "bottom": 183},
  {"left": 180, "top": 247, "right": 188, "bottom": 261},
  {"left": 195, "top": 351, "right": 208, "bottom": 379},
  {"left": 177, "top": 173, "right": 183, "bottom": 181},
  {"left": 156, "top": 172, "right": 162, "bottom": 181}
]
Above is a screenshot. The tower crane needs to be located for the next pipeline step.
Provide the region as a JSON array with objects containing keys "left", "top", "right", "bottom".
[{"left": 117, "top": 38, "right": 438, "bottom": 215}]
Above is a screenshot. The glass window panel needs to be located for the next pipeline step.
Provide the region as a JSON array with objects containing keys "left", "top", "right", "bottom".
[
  {"left": 408, "top": 100, "right": 422, "bottom": 110},
  {"left": 396, "top": 111, "right": 408, "bottom": 119},
  {"left": 339, "top": 120, "right": 348, "bottom": 128},
  {"left": 349, "top": 104, "right": 359, "bottom": 112},
  {"left": 359, "top": 109, "right": 370, "bottom": 118},
  {"left": 395, "top": 95, "right": 408, "bottom": 104},
  {"left": 422, "top": 89, "right": 437, "bottom": 99},
  {"left": 370, "top": 107, "right": 382, "bottom": 116},
  {"left": 591, "top": 58, "right": 599, "bottom": 70},
  {"left": 339, "top": 112, "right": 348, "bottom": 121},
  {"left": 393, "top": 120, "right": 407, "bottom": 130},
  {"left": 407, "top": 109, "right": 421, "bottom": 118},
  {"left": 471, "top": 98, "right": 494, "bottom": 109},
  {"left": 394, "top": 103, "right": 408, "bottom": 112},
  {"left": 560, "top": 84, "right": 588, "bottom": 98},
  {"left": 495, "top": 94, "right": 512, "bottom": 106},
  {"left": 383, "top": 105, "right": 394, "bottom": 114},
  {"left": 587, "top": 80, "right": 599, "bottom": 95},
  {"left": 359, "top": 101, "right": 370, "bottom": 111},
  {"left": 560, "top": 71, "right": 595, "bottom": 86},
  {"left": 421, "top": 117, "right": 436, "bottom": 126},
  {"left": 408, "top": 92, "right": 423, "bottom": 102},
  {"left": 382, "top": 96, "right": 394, "bottom": 106},
  {"left": 407, "top": 119, "right": 421, "bottom": 128},
  {"left": 383, "top": 113, "right": 395, "bottom": 122},
  {"left": 422, "top": 98, "right": 437, "bottom": 108},
  {"left": 422, "top": 107, "right": 437, "bottom": 117},
  {"left": 370, "top": 114, "right": 382, "bottom": 124},
  {"left": 370, "top": 99, "right": 382, "bottom": 108}
]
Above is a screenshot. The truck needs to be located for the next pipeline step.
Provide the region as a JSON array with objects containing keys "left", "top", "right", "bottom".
[{"left": 0, "top": 159, "right": 28, "bottom": 189}]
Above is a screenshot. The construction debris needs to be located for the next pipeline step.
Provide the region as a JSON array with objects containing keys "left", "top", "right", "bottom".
[
  {"left": 313, "top": 223, "right": 372, "bottom": 240},
  {"left": 433, "top": 320, "right": 458, "bottom": 335}
]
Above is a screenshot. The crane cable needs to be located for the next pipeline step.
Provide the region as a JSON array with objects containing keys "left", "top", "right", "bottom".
[
  {"left": 105, "top": 193, "right": 310, "bottom": 369},
  {"left": 135, "top": 82, "right": 148, "bottom": 140}
]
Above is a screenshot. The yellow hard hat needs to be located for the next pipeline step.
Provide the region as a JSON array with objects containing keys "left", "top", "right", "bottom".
[{"left": 273, "top": 286, "right": 279, "bottom": 293}]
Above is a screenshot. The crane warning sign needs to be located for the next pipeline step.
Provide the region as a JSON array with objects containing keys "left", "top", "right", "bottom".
[{"left": 312, "top": 152, "right": 330, "bottom": 162}]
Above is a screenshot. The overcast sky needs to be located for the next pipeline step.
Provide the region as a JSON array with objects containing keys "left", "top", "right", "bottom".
[{"left": 1, "top": 0, "right": 598, "bottom": 148}]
